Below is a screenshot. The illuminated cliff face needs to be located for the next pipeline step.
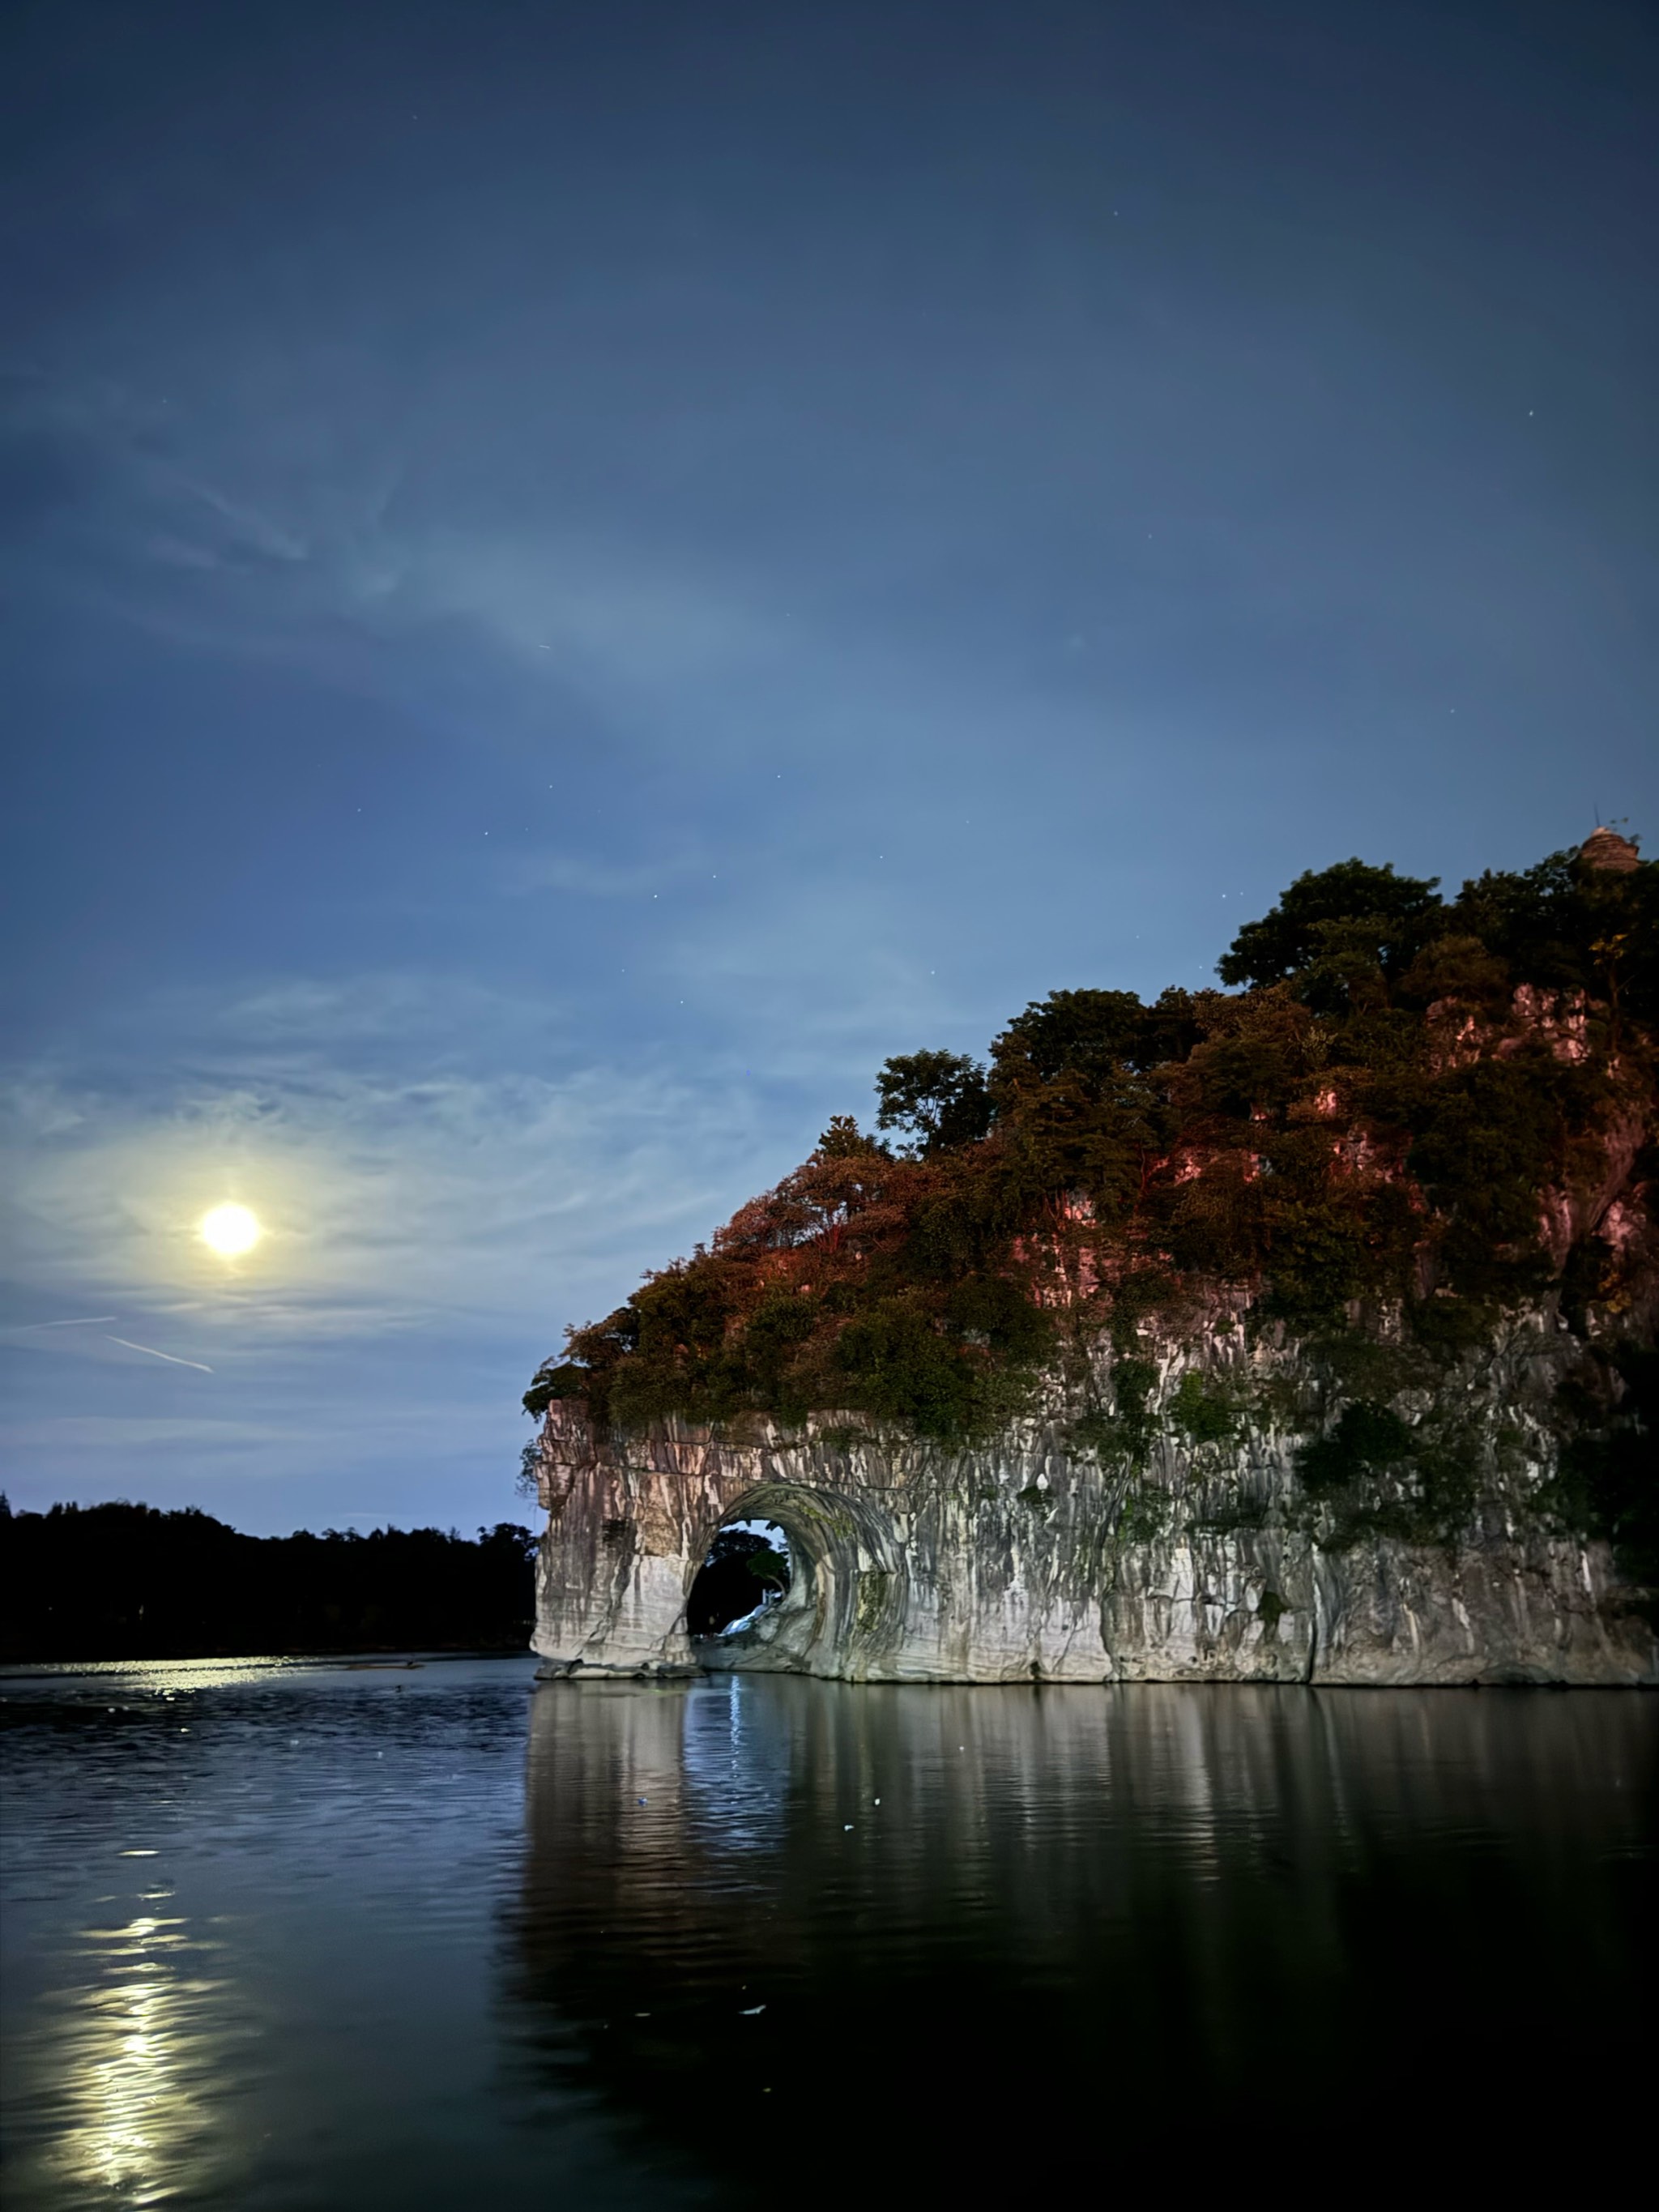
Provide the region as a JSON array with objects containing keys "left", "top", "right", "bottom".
[{"left": 527, "top": 1294, "right": 1658, "bottom": 1688}]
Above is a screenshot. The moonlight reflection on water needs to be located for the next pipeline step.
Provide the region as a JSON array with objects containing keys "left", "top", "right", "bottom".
[{"left": 45, "top": 1905, "right": 255, "bottom": 2207}]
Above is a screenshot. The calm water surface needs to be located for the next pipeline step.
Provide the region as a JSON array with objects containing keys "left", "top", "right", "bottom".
[{"left": 2, "top": 1659, "right": 1652, "bottom": 2208}]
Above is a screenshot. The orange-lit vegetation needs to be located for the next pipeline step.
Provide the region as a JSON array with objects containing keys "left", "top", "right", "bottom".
[{"left": 527, "top": 838, "right": 1657, "bottom": 1463}]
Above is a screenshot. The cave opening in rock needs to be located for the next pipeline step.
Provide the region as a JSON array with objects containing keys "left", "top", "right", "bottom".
[{"left": 687, "top": 1518, "right": 792, "bottom": 1639}]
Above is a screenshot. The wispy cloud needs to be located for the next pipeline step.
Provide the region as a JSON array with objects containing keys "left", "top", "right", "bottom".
[
  {"left": 0, "top": 970, "right": 783, "bottom": 1355},
  {"left": 407, "top": 527, "right": 785, "bottom": 694},
  {"left": 503, "top": 850, "right": 709, "bottom": 899},
  {"left": 2, "top": 373, "right": 801, "bottom": 747},
  {"left": 0, "top": 1417, "right": 289, "bottom": 1450}
]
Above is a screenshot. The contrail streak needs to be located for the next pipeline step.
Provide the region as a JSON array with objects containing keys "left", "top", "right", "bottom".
[
  {"left": 104, "top": 1337, "right": 215, "bottom": 1374},
  {"left": 11, "top": 1317, "right": 119, "bottom": 1330}
]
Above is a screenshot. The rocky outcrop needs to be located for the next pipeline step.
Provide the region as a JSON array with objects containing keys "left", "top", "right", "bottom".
[{"left": 530, "top": 1304, "right": 1657, "bottom": 1687}]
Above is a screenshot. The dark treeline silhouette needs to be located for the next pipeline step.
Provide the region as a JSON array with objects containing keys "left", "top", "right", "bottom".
[{"left": 0, "top": 1497, "right": 536, "bottom": 1662}]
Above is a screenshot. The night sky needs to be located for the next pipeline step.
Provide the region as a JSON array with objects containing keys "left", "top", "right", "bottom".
[{"left": 2, "top": 0, "right": 1654, "bottom": 1532}]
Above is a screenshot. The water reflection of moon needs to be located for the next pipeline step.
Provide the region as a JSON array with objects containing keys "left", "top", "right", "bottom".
[{"left": 43, "top": 1907, "right": 254, "bottom": 2206}]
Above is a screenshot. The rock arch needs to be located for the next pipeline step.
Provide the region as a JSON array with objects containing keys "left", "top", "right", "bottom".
[
  {"left": 684, "top": 1482, "right": 910, "bottom": 1676},
  {"left": 528, "top": 1407, "right": 918, "bottom": 1680}
]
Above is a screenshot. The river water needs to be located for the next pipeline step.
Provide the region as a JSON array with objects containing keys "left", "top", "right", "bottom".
[{"left": 2, "top": 1659, "right": 1652, "bottom": 2209}]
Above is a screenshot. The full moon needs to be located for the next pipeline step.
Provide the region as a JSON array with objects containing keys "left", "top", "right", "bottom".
[{"left": 200, "top": 1202, "right": 262, "bottom": 1258}]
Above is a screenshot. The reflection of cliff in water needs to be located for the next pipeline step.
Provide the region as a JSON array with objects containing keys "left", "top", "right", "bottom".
[{"left": 510, "top": 1678, "right": 1654, "bottom": 2201}]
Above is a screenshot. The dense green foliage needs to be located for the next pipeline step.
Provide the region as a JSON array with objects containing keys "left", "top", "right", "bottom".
[
  {"left": 876, "top": 1050, "right": 993, "bottom": 1153},
  {"left": 527, "top": 839, "right": 1656, "bottom": 1541},
  {"left": 1216, "top": 859, "right": 1445, "bottom": 997},
  {"left": 0, "top": 1499, "right": 536, "bottom": 1662}
]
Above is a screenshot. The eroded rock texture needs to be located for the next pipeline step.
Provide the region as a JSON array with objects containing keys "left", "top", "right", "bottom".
[{"left": 531, "top": 1308, "right": 1657, "bottom": 1686}]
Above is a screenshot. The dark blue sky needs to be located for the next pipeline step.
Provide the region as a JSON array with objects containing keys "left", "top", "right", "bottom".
[{"left": 2, "top": 0, "right": 1654, "bottom": 1531}]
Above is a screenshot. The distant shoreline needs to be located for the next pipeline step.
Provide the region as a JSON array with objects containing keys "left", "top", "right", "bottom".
[{"left": 0, "top": 1643, "right": 535, "bottom": 1676}]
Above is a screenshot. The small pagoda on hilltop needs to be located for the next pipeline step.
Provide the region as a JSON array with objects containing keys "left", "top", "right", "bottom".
[{"left": 1580, "top": 825, "right": 1640, "bottom": 873}]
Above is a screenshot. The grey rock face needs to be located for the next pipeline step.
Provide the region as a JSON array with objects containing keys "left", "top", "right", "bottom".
[{"left": 529, "top": 1309, "right": 1657, "bottom": 1687}]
